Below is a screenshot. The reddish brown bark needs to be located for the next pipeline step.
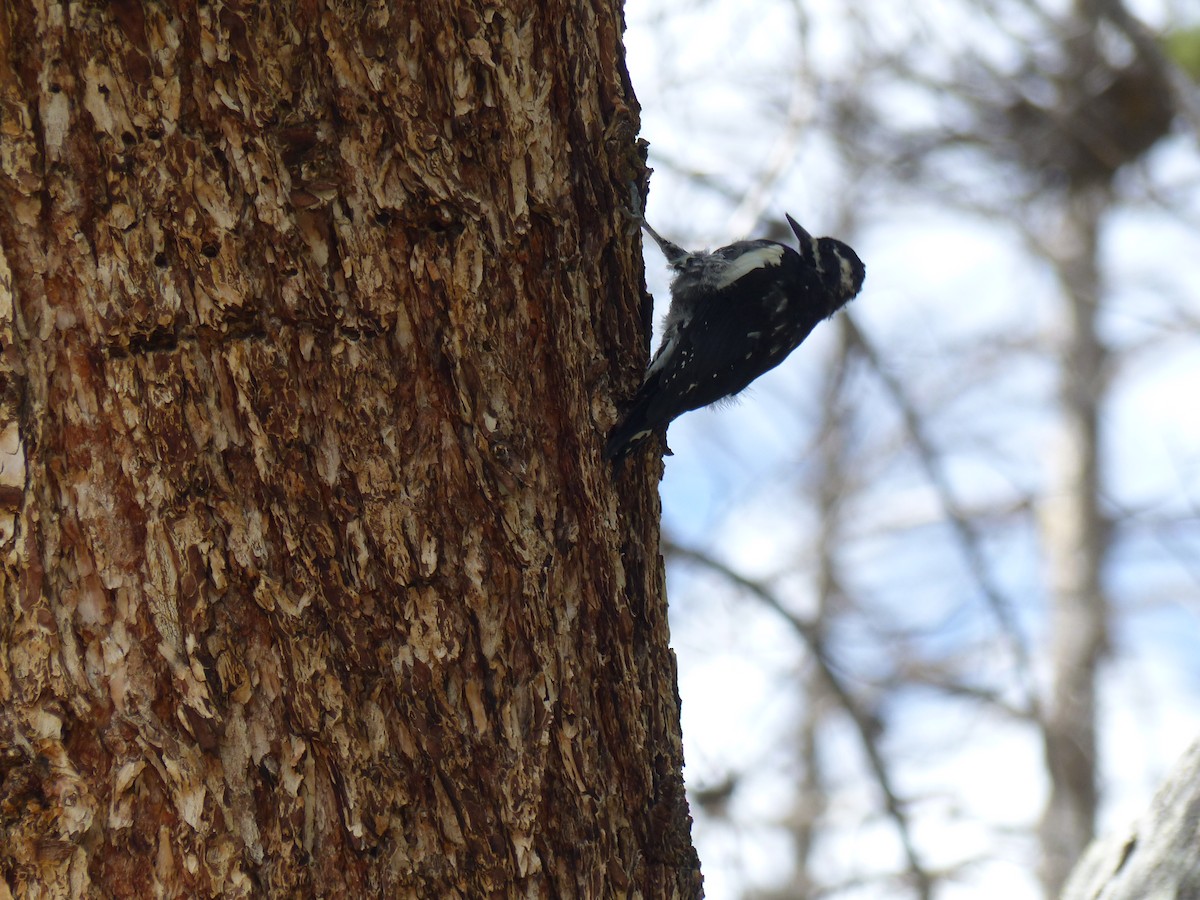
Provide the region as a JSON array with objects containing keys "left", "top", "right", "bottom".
[{"left": 0, "top": 1, "right": 698, "bottom": 896}]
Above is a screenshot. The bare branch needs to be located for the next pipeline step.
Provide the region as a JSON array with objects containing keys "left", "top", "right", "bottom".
[
  {"left": 844, "top": 318, "right": 1044, "bottom": 724},
  {"left": 664, "top": 540, "right": 936, "bottom": 899}
]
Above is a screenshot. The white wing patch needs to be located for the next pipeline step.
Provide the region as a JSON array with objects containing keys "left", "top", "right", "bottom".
[
  {"left": 646, "top": 332, "right": 680, "bottom": 377},
  {"left": 713, "top": 245, "right": 785, "bottom": 290}
]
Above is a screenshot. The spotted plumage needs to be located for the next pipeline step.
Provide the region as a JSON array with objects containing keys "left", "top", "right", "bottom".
[{"left": 605, "top": 214, "right": 865, "bottom": 460}]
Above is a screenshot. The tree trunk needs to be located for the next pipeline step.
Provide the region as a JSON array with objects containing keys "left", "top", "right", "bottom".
[
  {"left": 1036, "top": 182, "right": 1111, "bottom": 897},
  {"left": 1061, "top": 739, "right": 1200, "bottom": 900},
  {"left": 0, "top": 2, "right": 699, "bottom": 897}
]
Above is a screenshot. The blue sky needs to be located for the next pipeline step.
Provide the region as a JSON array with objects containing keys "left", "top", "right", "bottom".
[{"left": 624, "top": 0, "right": 1200, "bottom": 895}]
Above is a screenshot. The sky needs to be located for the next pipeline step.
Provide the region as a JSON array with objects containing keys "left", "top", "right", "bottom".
[{"left": 622, "top": 0, "right": 1200, "bottom": 896}]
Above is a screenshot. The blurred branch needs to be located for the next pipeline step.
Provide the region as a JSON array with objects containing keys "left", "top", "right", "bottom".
[
  {"left": 663, "top": 539, "right": 936, "bottom": 899},
  {"left": 1106, "top": 497, "right": 1200, "bottom": 593},
  {"left": 844, "top": 318, "right": 1044, "bottom": 724},
  {"left": 644, "top": 147, "right": 746, "bottom": 211},
  {"left": 892, "top": 660, "right": 1034, "bottom": 721},
  {"left": 728, "top": 21, "right": 813, "bottom": 236}
]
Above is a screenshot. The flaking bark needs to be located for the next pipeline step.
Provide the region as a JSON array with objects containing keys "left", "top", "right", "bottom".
[{"left": 0, "top": 1, "right": 699, "bottom": 897}]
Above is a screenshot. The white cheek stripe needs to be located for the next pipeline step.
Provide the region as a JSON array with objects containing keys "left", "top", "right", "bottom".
[
  {"left": 839, "top": 256, "right": 857, "bottom": 293},
  {"left": 714, "top": 245, "right": 785, "bottom": 289}
]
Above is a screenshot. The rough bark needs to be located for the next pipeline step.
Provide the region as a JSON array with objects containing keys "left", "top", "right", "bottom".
[
  {"left": 1061, "top": 739, "right": 1200, "bottom": 900},
  {"left": 0, "top": 1, "right": 699, "bottom": 897}
]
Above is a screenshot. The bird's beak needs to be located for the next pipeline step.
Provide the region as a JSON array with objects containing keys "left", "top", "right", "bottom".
[
  {"left": 786, "top": 214, "right": 813, "bottom": 245},
  {"left": 786, "top": 213, "right": 818, "bottom": 265}
]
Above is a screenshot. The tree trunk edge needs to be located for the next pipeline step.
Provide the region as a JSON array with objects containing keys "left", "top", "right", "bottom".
[{"left": 1061, "top": 739, "right": 1200, "bottom": 899}]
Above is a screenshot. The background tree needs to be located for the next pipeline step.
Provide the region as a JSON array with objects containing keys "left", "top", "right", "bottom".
[
  {"left": 1062, "top": 737, "right": 1200, "bottom": 899},
  {"left": 0, "top": 1, "right": 700, "bottom": 896},
  {"left": 625, "top": 0, "right": 1200, "bottom": 896}
]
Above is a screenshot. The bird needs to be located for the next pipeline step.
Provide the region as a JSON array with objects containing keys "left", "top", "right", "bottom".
[{"left": 605, "top": 214, "right": 865, "bottom": 460}]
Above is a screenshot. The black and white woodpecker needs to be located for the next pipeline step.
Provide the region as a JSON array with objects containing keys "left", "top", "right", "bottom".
[{"left": 605, "top": 214, "right": 866, "bottom": 460}]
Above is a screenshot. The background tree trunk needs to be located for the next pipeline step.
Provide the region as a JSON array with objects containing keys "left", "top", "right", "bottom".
[
  {"left": 0, "top": 2, "right": 699, "bottom": 897},
  {"left": 1036, "top": 182, "right": 1111, "bottom": 898},
  {"left": 1061, "top": 739, "right": 1200, "bottom": 900},
  {"left": 1034, "top": 9, "right": 1118, "bottom": 890}
]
